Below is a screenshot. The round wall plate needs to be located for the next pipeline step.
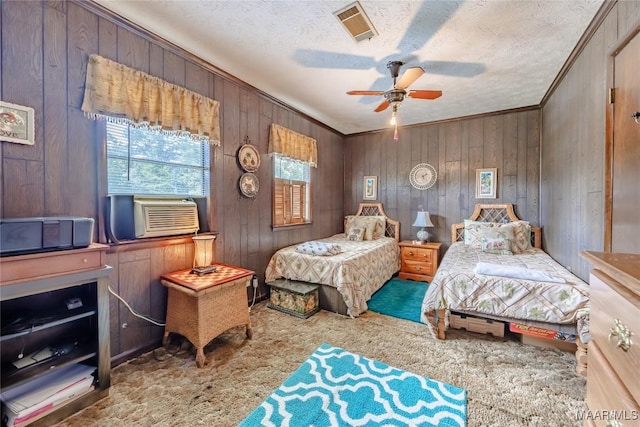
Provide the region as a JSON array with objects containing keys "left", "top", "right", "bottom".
[
  {"left": 239, "top": 173, "right": 259, "bottom": 197},
  {"left": 409, "top": 163, "right": 437, "bottom": 190},
  {"left": 238, "top": 144, "right": 260, "bottom": 172}
]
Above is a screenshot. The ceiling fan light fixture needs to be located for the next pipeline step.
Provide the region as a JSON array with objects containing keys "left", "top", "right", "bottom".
[
  {"left": 390, "top": 104, "right": 398, "bottom": 126},
  {"left": 334, "top": 2, "right": 378, "bottom": 43}
]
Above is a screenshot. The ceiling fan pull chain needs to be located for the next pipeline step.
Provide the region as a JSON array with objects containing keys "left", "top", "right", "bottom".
[{"left": 393, "top": 122, "right": 399, "bottom": 141}]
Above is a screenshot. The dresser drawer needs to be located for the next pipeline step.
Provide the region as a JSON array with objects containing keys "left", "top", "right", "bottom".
[
  {"left": 586, "top": 342, "right": 640, "bottom": 427},
  {"left": 0, "top": 244, "right": 106, "bottom": 284},
  {"left": 401, "top": 247, "right": 432, "bottom": 262},
  {"left": 402, "top": 259, "right": 432, "bottom": 275},
  {"left": 590, "top": 271, "right": 640, "bottom": 400}
]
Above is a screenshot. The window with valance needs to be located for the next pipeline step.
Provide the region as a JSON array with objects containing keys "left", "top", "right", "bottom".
[
  {"left": 81, "top": 54, "right": 218, "bottom": 199},
  {"left": 269, "top": 124, "right": 316, "bottom": 227},
  {"left": 81, "top": 54, "right": 220, "bottom": 145},
  {"left": 268, "top": 123, "right": 317, "bottom": 167}
]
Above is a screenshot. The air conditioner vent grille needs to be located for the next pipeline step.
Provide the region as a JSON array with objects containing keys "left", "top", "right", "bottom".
[
  {"left": 334, "top": 1, "right": 378, "bottom": 43},
  {"left": 133, "top": 198, "right": 199, "bottom": 238}
]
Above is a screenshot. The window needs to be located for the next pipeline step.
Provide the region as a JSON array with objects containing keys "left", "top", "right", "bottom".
[
  {"left": 106, "top": 122, "right": 210, "bottom": 196},
  {"left": 273, "top": 154, "right": 311, "bottom": 226}
]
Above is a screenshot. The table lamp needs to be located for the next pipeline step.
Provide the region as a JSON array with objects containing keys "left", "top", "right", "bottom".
[
  {"left": 191, "top": 234, "right": 217, "bottom": 275},
  {"left": 412, "top": 211, "right": 434, "bottom": 243}
]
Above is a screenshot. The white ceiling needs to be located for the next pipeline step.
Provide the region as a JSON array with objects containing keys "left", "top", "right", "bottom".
[{"left": 94, "top": 0, "right": 604, "bottom": 135}]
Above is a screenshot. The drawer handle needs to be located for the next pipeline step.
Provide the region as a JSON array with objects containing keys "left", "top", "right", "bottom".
[
  {"left": 414, "top": 266, "right": 421, "bottom": 271},
  {"left": 608, "top": 319, "right": 632, "bottom": 352},
  {"left": 408, "top": 251, "right": 414, "bottom": 256}
]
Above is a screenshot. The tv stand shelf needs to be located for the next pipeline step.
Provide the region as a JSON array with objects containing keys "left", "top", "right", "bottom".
[{"left": 0, "top": 244, "right": 111, "bottom": 427}]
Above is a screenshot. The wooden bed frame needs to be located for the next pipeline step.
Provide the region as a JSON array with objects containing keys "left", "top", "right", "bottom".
[
  {"left": 318, "top": 203, "right": 400, "bottom": 315},
  {"left": 438, "top": 203, "right": 587, "bottom": 375}
]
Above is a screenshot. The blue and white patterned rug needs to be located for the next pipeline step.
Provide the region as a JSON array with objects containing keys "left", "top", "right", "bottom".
[{"left": 238, "top": 343, "right": 467, "bottom": 427}]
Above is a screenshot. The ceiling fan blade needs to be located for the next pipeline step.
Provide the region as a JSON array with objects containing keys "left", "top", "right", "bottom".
[
  {"left": 347, "top": 90, "right": 385, "bottom": 96},
  {"left": 374, "top": 100, "right": 390, "bottom": 112},
  {"left": 395, "top": 67, "right": 425, "bottom": 90},
  {"left": 408, "top": 90, "right": 443, "bottom": 100}
]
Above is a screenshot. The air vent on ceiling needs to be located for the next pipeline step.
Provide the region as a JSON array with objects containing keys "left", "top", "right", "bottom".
[{"left": 334, "top": 1, "right": 378, "bottom": 43}]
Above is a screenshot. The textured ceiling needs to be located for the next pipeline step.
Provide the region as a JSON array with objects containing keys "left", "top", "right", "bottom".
[{"left": 93, "top": 0, "right": 603, "bottom": 135}]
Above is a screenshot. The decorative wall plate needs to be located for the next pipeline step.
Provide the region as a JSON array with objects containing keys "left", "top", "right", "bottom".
[
  {"left": 238, "top": 144, "right": 260, "bottom": 172},
  {"left": 239, "top": 173, "right": 259, "bottom": 198},
  {"left": 409, "top": 163, "right": 437, "bottom": 190}
]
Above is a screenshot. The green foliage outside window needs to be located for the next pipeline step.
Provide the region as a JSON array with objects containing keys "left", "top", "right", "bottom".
[{"left": 106, "top": 122, "right": 210, "bottom": 196}]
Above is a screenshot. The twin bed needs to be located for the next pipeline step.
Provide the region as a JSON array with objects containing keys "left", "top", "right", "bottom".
[
  {"left": 265, "top": 203, "right": 401, "bottom": 317},
  {"left": 420, "top": 204, "right": 590, "bottom": 374},
  {"left": 265, "top": 202, "right": 589, "bottom": 372}
]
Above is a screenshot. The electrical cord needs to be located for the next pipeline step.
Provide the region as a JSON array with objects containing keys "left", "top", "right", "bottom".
[
  {"left": 248, "top": 275, "right": 258, "bottom": 311},
  {"left": 108, "top": 285, "right": 165, "bottom": 326}
]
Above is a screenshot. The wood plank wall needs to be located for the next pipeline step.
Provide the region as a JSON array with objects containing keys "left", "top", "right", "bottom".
[
  {"left": 0, "top": 1, "right": 345, "bottom": 362},
  {"left": 541, "top": 1, "right": 640, "bottom": 281},
  {"left": 344, "top": 109, "right": 541, "bottom": 250}
]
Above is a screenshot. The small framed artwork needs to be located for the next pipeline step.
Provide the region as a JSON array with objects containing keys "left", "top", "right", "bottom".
[
  {"left": 0, "top": 101, "right": 35, "bottom": 145},
  {"left": 363, "top": 176, "right": 378, "bottom": 200},
  {"left": 476, "top": 168, "right": 497, "bottom": 199}
]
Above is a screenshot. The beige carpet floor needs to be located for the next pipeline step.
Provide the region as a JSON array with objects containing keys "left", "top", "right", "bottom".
[{"left": 54, "top": 301, "right": 587, "bottom": 427}]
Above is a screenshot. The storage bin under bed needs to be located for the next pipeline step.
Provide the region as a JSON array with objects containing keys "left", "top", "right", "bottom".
[{"left": 267, "top": 279, "right": 320, "bottom": 318}]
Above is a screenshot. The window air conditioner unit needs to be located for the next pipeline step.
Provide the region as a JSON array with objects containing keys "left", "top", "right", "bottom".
[{"left": 133, "top": 197, "right": 199, "bottom": 238}]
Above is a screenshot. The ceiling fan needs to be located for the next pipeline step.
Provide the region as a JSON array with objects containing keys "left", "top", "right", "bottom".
[{"left": 347, "top": 61, "right": 442, "bottom": 139}]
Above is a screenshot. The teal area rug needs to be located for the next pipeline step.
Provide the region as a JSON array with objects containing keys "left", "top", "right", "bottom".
[
  {"left": 367, "top": 277, "right": 428, "bottom": 323},
  {"left": 238, "top": 343, "right": 467, "bottom": 427}
]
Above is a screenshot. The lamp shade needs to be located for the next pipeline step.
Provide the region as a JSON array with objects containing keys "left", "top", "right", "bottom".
[
  {"left": 192, "top": 234, "right": 216, "bottom": 267},
  {"left": 412, "top": 211, "right": 434, "bottom": 228}
]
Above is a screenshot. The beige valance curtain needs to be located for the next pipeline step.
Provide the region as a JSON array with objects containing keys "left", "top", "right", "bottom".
[
  {"left": 268, "top": 124, "right": 318, "bottom": 167},
  {"left": 81, "top": 54, "right": 220, "bottom": 145}
]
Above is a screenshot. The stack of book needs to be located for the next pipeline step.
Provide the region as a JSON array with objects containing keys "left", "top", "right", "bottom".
[{"left": 1, "top": 364, "right": 95, "bottom": 427}]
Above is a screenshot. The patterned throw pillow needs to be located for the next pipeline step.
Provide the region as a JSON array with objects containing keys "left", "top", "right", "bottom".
[
  {"left": 346, "top": 227, "right": 365, "bottom": 241},
  {"left": 295, "top": 241, "right": 342, "bottom": 256},
  {"left": 370, "top": 216, "right": 387, "bottom": 239},
  {"left": 481, "top": 237, "right": 513, "bottom": 255},
  {"left": 498, "top": 220, "right": 532, "bottom": 253},
  {"left": 464, "top": 220, "right": 500, "bottom": 247},
  {"left": 345, "top": 216, "right": 377, "bottom": 240},
  {"left": 479, "top": 225, "right": 515, "bottom": 245}
]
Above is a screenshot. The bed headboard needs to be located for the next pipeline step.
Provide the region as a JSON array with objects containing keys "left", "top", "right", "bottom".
[
  {"left": 352, "top": 203, "right": 400, "bottom": 242},
  {"left": 451, "top": 203, "right": 541, "bottom": 248}
]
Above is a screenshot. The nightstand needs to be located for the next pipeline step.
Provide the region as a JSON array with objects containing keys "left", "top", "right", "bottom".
[
  {"left": 398, "top": 241, "right": 441, "bottom": 282},
  {"left": 161, "top": 263, "right": 254, "bottom": 368}
]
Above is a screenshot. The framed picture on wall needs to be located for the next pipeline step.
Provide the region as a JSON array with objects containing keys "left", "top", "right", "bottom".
[
  {"left": 0, "top": 101, "right": 35, "bottom": 145},
  {"left": 363, "top": 176, "right": 377, "bottom": 200},
  {"left": 476, "top": 168, "right": 497, "bottom": 199}
]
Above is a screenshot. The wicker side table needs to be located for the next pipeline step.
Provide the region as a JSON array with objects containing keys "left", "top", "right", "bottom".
[{"left": 161, "top": 263, "right": 254, "bottom": 368}]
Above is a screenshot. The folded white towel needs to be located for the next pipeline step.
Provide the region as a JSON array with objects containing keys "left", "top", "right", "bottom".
[
  {"left": 295, "top": 241, "right": 342, "bottom": 256},
  {"left": 474, "top": 262, "right": 566, "bottom": 283}
]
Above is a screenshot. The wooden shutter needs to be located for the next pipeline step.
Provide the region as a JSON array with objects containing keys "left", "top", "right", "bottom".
[{"left": 273, "top": 178, "right": 307, "bottom": 226}]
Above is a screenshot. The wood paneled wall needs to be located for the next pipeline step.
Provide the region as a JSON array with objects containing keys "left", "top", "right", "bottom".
[
  {"left": 541, "top": 1, "right": 640, "bottom": 281},
  {"left": 344, "top": 109, "right": 541, "bottom": 248},
  {"left": 0, "top": 1, "right": 344, "bottom": 362}
]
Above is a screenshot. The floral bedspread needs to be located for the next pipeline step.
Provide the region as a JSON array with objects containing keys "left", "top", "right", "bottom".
[
  {"left": 265, "top": 234, "right": 400, "bottom": 317},
  {"left": 421, "top": 242, "right": 590, "bottom": 335}
]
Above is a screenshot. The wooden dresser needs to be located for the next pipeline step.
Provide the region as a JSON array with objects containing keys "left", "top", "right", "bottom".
[
  {"left": 398, "top": 241, "right": 441, "bottom": 282},
  {"left": 581, "top": 252, "right": 640, "bottom": 427}
]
